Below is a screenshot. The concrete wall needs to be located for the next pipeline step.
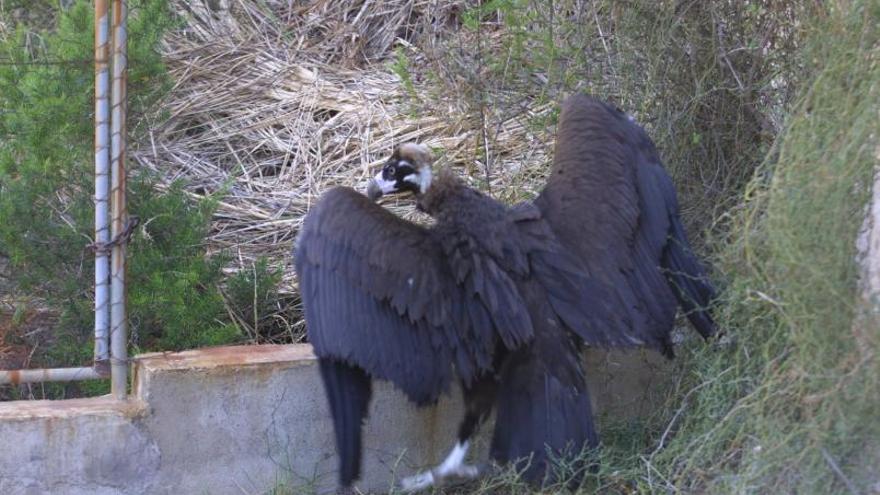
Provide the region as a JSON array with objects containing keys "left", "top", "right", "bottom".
[{"left": 0, "top": 344, "right": 671, "bottom": 495}]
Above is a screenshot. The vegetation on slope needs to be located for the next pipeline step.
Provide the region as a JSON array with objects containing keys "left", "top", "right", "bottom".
[{"left": 645, "top": 3, "right": 880, "bottom": 491}]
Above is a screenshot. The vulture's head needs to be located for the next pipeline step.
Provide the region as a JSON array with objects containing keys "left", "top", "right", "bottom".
[{"left": 366, "top": 143, "right": 433, "bottom": 201}]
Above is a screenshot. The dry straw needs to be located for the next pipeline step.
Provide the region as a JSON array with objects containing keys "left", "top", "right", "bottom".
[{"left": 134, "top": 0, "right": 555, "bottom": 311}]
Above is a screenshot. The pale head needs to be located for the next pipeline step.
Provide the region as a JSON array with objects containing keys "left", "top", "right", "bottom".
[{"left": 366, "top": 143, "right": 433, "bottom": 201}]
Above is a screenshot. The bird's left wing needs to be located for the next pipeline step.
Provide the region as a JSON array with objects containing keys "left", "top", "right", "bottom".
[{"left": 294, "top": 187, "right": 499, "bottom": 404}]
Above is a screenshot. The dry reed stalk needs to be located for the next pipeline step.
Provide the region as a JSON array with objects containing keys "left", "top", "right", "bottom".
[{"left": 133, "top": 0, "right": 557, "bottom": 309}]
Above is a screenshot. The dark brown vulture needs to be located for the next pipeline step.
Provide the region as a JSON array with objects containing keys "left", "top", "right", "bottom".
[{"left": 293, "top": 94, "right": 717, "bottom": 493}]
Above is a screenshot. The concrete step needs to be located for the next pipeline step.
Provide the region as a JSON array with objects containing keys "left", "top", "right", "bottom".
[{"left": 0, "top": 343, "right": 671, "bottom": 494}]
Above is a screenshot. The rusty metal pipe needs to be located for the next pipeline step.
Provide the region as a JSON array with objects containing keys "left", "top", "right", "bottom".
[
  {"left": 109, "top": 0, "right": 129, "bottom": 399},
  {"left": 0, "top": 0, "right": 128, "bottom": 390},
  {"left": 0, "top": 367, "right": 106, "bottom": 386},
  {"left": 94, "top": 0, "right": 111, "bottom": 365}
]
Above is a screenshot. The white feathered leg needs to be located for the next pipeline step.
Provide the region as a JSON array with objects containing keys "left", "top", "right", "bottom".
[{"left": 399, "top": 441, "right": 480, "bottom": 492}]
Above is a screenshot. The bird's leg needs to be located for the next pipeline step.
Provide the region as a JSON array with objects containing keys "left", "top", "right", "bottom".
[
  {"left": 399, "top": 441, "right": 481, "bottom": 492},
  {"left": 399, "top": 374, "right": 498, "bottom": 492}
]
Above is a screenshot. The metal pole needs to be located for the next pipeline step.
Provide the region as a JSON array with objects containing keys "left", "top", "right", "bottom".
[
  {"left": 0, "top": 367, "right": 104, "bottom": 386},
  {"left": 0, "top": 0, "right": 116, "bottom": 387},
  {"left": 110, "top": 0, "right": 129, "bottom": 399},
  {"left": 94, "top": 0, "right": 111, "bottom": 368}
]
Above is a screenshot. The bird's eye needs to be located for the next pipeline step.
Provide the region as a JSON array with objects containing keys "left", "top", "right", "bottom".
[{"left": 386, "top": 165, "right": 396, "bottom": 176}]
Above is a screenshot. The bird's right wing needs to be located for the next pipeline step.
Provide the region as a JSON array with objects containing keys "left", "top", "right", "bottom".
[
  {"left": 508, "top": 202, "right": 637, "bottom": 347},
  {"left": 534, "top": 96, "right": 641, "bottom": 278},
  {"left": 294, "top": 187, "right": 526, "bottom": 404},
  {"left": 534, "top": 95, "right": 677, "bottom": 352},
  {"left": 534, "top": 94, "right": 717, "bottom": 354}
]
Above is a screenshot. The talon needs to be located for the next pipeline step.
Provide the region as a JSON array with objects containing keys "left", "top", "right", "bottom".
[
  {"left": 454, "top": 464, "right": 480, "bottom": 478},
  {"left": 399, "top": 470, "right": 435, "bottom": 493},
  {"left": 398, "top": 441, "right": 482, "bottom": 492}
]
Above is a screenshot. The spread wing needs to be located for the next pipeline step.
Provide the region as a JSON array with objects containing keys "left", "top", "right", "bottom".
[
  {"left": 508, "top": 202, "right": 637, "bottom": 347},
  {"left": 535, "top": 94, "right": 717, "bottom": 354},
  {"left": 294, "top": 186, "right": 531, "bottom": 405}
]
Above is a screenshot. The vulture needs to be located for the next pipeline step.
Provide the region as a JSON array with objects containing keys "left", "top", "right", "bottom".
[{"left": 293, "top": 94, "right": 718, "bottom": 493}]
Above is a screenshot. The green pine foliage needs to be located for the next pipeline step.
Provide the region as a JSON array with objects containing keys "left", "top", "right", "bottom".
[
  {"left": 125, "top": 179, "right": 240, "bottom": 353},
  {"left": 0, "top": 0, "right": 281, "bottom": 398}
]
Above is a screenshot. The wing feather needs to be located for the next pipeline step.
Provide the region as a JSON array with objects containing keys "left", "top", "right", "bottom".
[
  {"left": 512, "top": 207, "right": 638, "bottom": 347},
  {"left": 489, "top": 295, "right": 597, "bottom": 487},
  {"left": 535, "top": 94, "right": 716, "bottom": 353},
  {"left": 294, "top": 187, "right": 531, "bottom": 403}
]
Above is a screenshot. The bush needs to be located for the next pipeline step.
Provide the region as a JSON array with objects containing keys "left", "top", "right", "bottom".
[
  {"left": 407, "top": 0, "right": 815, "bottom": 243},
  {"left": 645, "top": 2, "right": 880, "bottom": 491},
  {"left": 222, "top": 257, "right": 285, "bottom": 344},
  {"left": 0, "top": 0, "right": 272, "bottom": 398}
]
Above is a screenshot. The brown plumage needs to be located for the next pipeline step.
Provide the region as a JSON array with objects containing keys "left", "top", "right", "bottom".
[{"left": 293, "top": 94, "right": 718, "bottom": 493}]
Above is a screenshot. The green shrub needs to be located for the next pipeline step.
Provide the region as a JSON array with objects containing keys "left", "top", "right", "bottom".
[
  {"left": 125, "top": 179, "right": 242, "bottom": 353},
  {"left": 0, "top": 0, "right": 264, "bottom": 398},
  {"left": 418, "top": 0, "right": 812, "bottom": 243},
  {"left": 223, "top": 257, "right": 284, "bottom": 343},
  {"left": 647, "top": 2, "right": 880, "bottom": 491}
]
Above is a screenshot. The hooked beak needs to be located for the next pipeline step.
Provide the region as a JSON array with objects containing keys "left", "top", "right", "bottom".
[
  {"left": 366, "top": 180, "right": 382, "bottom": 202},
  {"left": 365, "top": 172, "right": 398, "bottom": 202}
]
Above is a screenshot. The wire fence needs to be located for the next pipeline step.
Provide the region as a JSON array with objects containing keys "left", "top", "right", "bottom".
[{"left": 0, "top": 0, "right": 130, "bottom": 398}]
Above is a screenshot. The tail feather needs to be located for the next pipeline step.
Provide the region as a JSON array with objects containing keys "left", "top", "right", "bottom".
[
  {"left": 318, "top": 358, "right": 373, "bottom": 488},
  {"left": 662, "top": 216, "right": 718, "bottom": 339},
  {"left": 637, "top": 160, "right": 719, "bottom": 344},
  {"left": 489, "top": 345, "right": 597, "bottom": 488}
]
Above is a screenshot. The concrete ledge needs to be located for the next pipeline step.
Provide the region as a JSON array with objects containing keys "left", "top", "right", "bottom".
[
  {"left": 0, "top": 343, "right": 672, "bottom": 495},
  {"left": 135, "top": 344, "right": 469, "bottom": 494},
  {"left": 0, "top": 397, "right": 159, "bottom": 495},
  {"left": 135, "top": 344, "right": 317, "bottom": 371},
  {"left": 0, "top": 396, "right": 147, "bottom": 420}
]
